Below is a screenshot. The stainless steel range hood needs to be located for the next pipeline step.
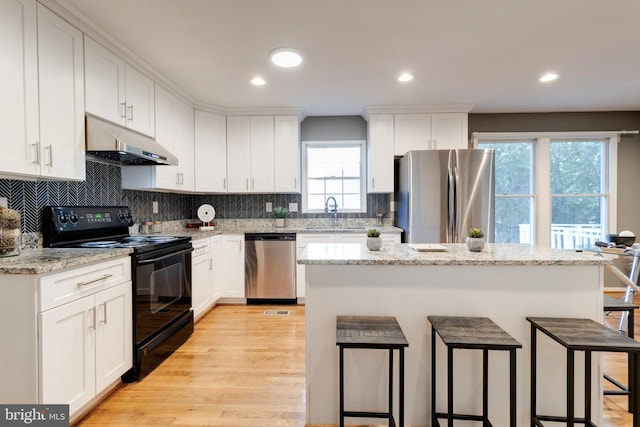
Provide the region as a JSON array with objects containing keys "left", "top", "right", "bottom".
[{"left": 85, "top": 115, "right": 178, "bottom": 166}]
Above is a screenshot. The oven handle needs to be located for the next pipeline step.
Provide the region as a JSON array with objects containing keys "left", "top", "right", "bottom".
[{"left": 137, "top": 247, "right": 194, "bottom": 265}]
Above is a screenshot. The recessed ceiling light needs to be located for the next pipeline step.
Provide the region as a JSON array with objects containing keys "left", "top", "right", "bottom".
[
  {"left": 398, "top": 73, "right": 414, "bottom": 82},
  {"left": 251, "top": 77, "right": 266, "bottom": 86},
  {"left": 270, "top": 48, "right": 302, "bottom": 68},
  {"left": 539, "top": 73, "right": 559, "bottom": 82}
]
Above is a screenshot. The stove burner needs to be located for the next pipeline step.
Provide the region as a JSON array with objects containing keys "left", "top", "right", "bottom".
[
  {"left": 123, "top": 236, "right": 147, "bottom": 243},
  {"left": 81, "top": 241, "right": 119, "bottom": 248},
  {"left": 145, "top": 236, "right": 178, "bottom": 243}
]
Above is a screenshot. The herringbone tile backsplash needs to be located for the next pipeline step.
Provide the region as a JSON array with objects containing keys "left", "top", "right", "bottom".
[{"left": 1, "top": 160, "right": 390, "bottom": 233}]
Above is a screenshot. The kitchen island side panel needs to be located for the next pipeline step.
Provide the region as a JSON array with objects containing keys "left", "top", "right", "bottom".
[{"left": 305, "top": 263, "right": 603, "bottom": 427}]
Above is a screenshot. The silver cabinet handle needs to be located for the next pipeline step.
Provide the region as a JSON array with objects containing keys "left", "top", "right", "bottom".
[
  {"left": 246, "top": 178, "right": 249, "bottom": 190},
  {"left": 180, "top": 173, "right": 184, "bottom": 185},
  {"left": 78, "top": 273, "right": 113, "bottom": 287},
  {"left": 89, "top": 307, "right": 96, "bottom": 330},
  {"left": 433, "top": 139, "right": 437, "bottom": 149},
  {"left": 32, "top": 143, "right": 40, "bottom": 165},
  {"left": 209, "top": 258, "right": 213, "bottom": 270},
  {"left": 372, "top": 177, "right": 375, "bottom": 189},
  {"left": 127, "top": 105, "right": 133, "bottom": 121},
  {"left": 223, "top": 177, "right": 226, "bottom": 190},
  {"left": 46, "top": 145, "right": 53, "bottom": 166},
  {"left": 120, "top": 102, "right": 127, "bottom": 119},
  {"left": 252, "top": 178, "right": 255, "bottom": 190},
  {"left": 176, "top": 173, "right": 180, "bottom": 185},
  {"left": 100, "top": 303, "right": 107, "bottom": 324},
  {"left": 294, "top": 177, "right": 297, "bottom": 190}
]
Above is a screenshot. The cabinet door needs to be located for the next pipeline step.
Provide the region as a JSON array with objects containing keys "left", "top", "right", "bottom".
[
  {"left": 367, "top": 114, "right": 394, "bottom": 193},
  {"left": 274, "top": 115, "right": 300, "bottom": 193},
  {"left": 210, "top": 236, "right": 222, "bottom": 303},
  {"left": 151, "top": 85, "right": 179, "bottom": 189},
  {"left": 195, "top": 110, "right": 227, "bottom": 192},
  {"left": 174, "top": 99, "right": 195, "bottom": 191},
  {"left": 84, "top": 36, "right": 126, "bottom": 126},
  {"left": 0, "top": 0, "right": 39, "bottom": 176},
  {"left": 95, "top": 282, "right": 132, "bottom": 392},
  {"left": 394, "top": 114, "right": 431, "bottom": 156},
  {"left": 431, "top": 113, "right": 468, "bottom": 150},
  {"left": 296, "top": 234, "right": 334, "bottom": 299},
  {"left": 37, "top": 5, "right": 85, "bottom": 180},
  {"left": 249, "top": 116, "right": 275, "bottom": 192},
  {"left": 220, "top": 234, "right": 245, "bottom": 298},
  {"left": 335, "top": 234, "right": 367, "bottom": 245},
  {"left": 40, "top": 296, "right": 96, "bottom": 414},
  {"left": 124, "top": 64, "right": 155, "bottom": 137},
  {"left": 192, "top": 239, "right": 212, "bottom": 319},
  {"left": 226, "top": 116, "right": 252, "bottom": 193}
]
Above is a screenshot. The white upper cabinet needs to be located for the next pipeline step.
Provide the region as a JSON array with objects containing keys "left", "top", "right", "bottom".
[
  {"left": 226, "top": 116, "right": 275, "bottom": 193},
  {"left": 194, "top": 110, "right": 227, "bottom": 193},
  {"left": 121, "top": 85, "right": 194, "bottom": 192},
  {"left": 274, "top": 115, "right": 300, "bottom": 193},
  {"left": 37, "top": 4, "right": 85, "bottom": 180},
  {"left": 394, "top": 113, "right": 468, "bottom": 155},
  {"left": 84, "top": 36, "right": 155, "bottom": 137},
  {"left": 0, "top": 0, "right": 85, "bottom": 181},
  {"left": 367, "top": 114, "right": 395, "bottom": 193}
]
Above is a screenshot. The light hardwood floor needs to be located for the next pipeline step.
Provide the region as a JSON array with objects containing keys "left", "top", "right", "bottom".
[{"left": 76, "top": 302, "right": 636, "bottom": 426}]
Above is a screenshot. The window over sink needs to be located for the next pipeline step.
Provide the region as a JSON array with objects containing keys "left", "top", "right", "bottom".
[{"left": 301, "top": 140, "right": 366, "bottom": 213}]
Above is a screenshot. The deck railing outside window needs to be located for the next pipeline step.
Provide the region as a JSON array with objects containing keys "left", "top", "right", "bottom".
[{"left": 518, "top": 224, "right": 602, "bottom": 249}]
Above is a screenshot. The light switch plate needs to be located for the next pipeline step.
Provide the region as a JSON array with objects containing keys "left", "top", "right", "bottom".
[
  {"left": 152, "top": 201, "right": 159, "bottom": 214},
  {"left": 289, "top": 202, "right": 298, "bottom": 212},
  {"left": 0, "top": 197, "right": 7, "bottom": 208},
  {"left": 266, "top": 202, "right": 273, "bottom": 212}
]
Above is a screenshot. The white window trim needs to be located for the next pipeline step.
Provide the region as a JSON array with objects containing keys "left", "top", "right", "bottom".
[
  {"left": 301, "top": 140, "right": 367, "bottom": 214},
  {"left": 473, "top": 131, "right": 619, "bottom": 247}
]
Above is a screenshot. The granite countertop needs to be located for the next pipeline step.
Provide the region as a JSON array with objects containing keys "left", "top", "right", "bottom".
[
  {"left": 0, "top": 248, "right": 133, "bottom": 275},
  {"left": 298, "top": 243, "right": 610, "bottom": 266},
  {"left": 170, "top": 224, "right": 402, "bottom": 240}
]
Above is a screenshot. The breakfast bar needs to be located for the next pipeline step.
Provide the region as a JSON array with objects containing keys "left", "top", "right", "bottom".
[{"left": 299, "top": 242, "right": 609, "bottom": 427}]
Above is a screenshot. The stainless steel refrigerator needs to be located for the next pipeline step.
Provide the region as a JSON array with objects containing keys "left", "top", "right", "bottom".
[{"left": 395, "top": 149, "right": 495, "bottom": 243}]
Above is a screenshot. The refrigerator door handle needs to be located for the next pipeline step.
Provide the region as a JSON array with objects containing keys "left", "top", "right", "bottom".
[{"left": 448, "top": 165, "right": 456, "bottom": 243}]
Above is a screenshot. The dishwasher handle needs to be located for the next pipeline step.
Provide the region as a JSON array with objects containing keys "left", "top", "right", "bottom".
[{"left": 245, "top": 233, "right": 296, "bottom": 241}]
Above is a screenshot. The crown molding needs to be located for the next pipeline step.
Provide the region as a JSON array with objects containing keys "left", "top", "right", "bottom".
[{"left": 362, "top": 104, "right": 474, "bottom": 120}]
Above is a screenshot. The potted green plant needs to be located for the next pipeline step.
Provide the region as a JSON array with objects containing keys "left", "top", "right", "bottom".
[
  {"left": 273, "top": 206, "right": 289, "bottom": 228},
  {"left": 466, "top": 228, "right": 485, "bottom": 252},
  {"left": 366, "top": 228, "right": 382, "bottom": 251}
]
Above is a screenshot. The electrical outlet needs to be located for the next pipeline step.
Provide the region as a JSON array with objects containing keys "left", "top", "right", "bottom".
[
  {"left": 0, "top": 198, "right": 7, "bottom": 208},
  {"left": 289, "top": 202, "right": 298, "bottom": 212},
  {"left": 390, "top": 201, "right": 396, "bottom": 212},
  {"left": 152, "top": 201, "right": 159, "bottom": 214},
  {"left": 266, "top": 202, "right": 272, "bottom": 212}
]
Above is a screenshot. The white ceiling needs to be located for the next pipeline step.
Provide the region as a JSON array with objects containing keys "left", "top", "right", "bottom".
[{"left": 62, "top": 0, "right": 640, "bottom": 116}]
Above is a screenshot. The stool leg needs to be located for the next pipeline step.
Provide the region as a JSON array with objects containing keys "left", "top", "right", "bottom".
[
  {"left": 388, "top": 348, "right": 393, "bottom": 426},
  {"left": 631, "top": 309, "right": 636, "bottom": 414},
  {"left": 567, "top": 349, "right": 575, "bottom": 427},
  {"left": 339, "top": 346, "right": 344, "bottom": 427},
  {"left": 531, "top": 324, "right": 537, "bottom": 427},
  {"left": 482, "top": 348, "right": 488, "bottom": 423},
  {"left": 448, "top": 346, "right": 454, "bottom": 427},
  {"left": 585, "top": 351, "right": 592, "bottom": 422},
  {"left": 431, "top": 326, "right": 436, "bottom": 425},
  {"left": 400, "top": 347, "right": 405, "bottom": 427},
  {"left": 634, "top": 351, "right": 640, "bottom": 427},
  {"left": 510, "top": 348, "right": 517, "bottom": 427}
]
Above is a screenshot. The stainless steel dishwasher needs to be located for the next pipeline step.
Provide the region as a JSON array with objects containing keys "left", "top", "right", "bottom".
[{"left": 245, "top": 233, "right": 297, "bottom": 304}]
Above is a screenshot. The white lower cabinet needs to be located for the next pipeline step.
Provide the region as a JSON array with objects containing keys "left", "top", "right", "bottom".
[
  {"left": 192, "top": 237, "right": 214, "bottom": 320},
  {"left": 220, "top": 234, "right": 245, "bottom": 298},
  {"left": 0, "top": 257, "right": 132, "bottom": 421}
]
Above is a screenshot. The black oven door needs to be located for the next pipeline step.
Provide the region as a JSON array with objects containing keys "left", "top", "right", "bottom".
[{"left": 134, "top": 242, "right": 193, "bottom": 346}]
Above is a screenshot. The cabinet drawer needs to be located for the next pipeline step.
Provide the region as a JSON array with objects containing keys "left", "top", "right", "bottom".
[
  {"left": 40, "top": 257, "right": 131, "bottom": 312},
  {"left": 192, "top": 238, "right": 211, "bottom": 258}
]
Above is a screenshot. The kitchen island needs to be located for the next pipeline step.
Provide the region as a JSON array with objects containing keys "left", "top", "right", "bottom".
[{"left": 299, "top": 243, "right": 609, "bottom": 427}]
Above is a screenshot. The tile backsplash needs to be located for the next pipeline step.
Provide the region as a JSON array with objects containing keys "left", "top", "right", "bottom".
[{"left": 1, "top": 160, "right": 390, "bottom": 235}]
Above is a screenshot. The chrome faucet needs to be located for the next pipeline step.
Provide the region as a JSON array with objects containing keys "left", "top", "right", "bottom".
[{"left": 325, "top": 196, "right": 338, "bottom": 227}]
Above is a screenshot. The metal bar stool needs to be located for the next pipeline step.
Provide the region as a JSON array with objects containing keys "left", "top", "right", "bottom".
[
  {"left": 336, "top": 316, "right": 408, "bottom": 427},
  {"left": 528, "top": 317, "right": 640, "bottom": 427},
  {"left": 428, "top": 316, "right": 522, "bottom": 427},
  {"left": 604, "top": 294, "right": 639, "bottom": 412}
]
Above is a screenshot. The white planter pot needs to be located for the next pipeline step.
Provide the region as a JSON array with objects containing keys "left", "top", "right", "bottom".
[
  {"left": 367, "top": 237, "right": 382, "bottom": 251},
  {"left": 275, "top": 218, "right": 285, "bottom": 228},
  {"left": 466, "top": 237, "right": 485, "bottom": 252}
]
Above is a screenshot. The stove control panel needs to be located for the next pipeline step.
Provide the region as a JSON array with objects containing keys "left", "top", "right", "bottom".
[{"left": 47, "top": 206, "right": 135, "bottom": 231}]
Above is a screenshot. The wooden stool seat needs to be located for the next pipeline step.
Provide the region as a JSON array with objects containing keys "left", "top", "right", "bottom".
[
  {"left": 336, "top": 316, "right": 408, "bottom": 427},
  {"left": 428, "top": 316, "right": 522, "bottom": 427},
  {"left": 603, "top": 295, "right": 639, "bottom": 412},
  {"left": 528, "top": 317, "right": 640, "bottom": 427}
]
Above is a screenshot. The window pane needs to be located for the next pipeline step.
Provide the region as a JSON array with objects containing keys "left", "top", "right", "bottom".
[
  {"left": 343, "top": 179, "right": 361, "bottom": 193},
  {"left": 342, "top": 162, "right": 361, "bottom": 177},
  {"left": 307, "top": 179, "right": 325, "bottom": 194},
  {"left": 495, "top": 197, "right": 533, "bottom": 243},
  {"left": 551, "top": 196, "right": 603, "bottom": 249},
  {"left": 308, "top": 195, "right": 326, "bottom": 210},
  {"left": 343, "top": 195, "right": 361, "bottom": 210},
  {"left": 550, "top": 141, "right": 603, "bottom": 194},
  {"left": 479, "top": 142, "right": 531, "bottom": 194},
  {"left": 326, "top": 179, "right": 342, "bottom": 194}
]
